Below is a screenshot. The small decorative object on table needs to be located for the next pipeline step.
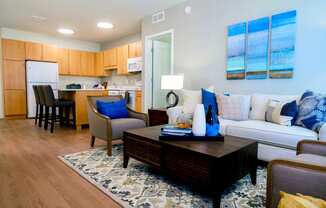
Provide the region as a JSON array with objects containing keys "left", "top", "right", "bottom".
[
  {"left": 192, "top": 104, "right": 206, "bottom": 136},
  {"left": 206, "top": 105, "right": 220, "bottom": 136}
]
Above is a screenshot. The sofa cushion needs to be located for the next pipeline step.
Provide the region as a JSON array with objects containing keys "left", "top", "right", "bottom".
[
  {"left": 250, "top": 94, "right": 299, "bottom": 121},
  {"left": 219, "top": 118, "right": 238, "bottom": 135},
  {"left": 111, "top": 118, "right": 146, "bottom": 139},
  {"left": 297, "top": 154, "right": 326, "bottom": 167},
  {"left": 219, "top": 95, "right": 251, "bottom": 121},
  {"left": 225, "top": 120, "right": 318, "bottom": 148}
]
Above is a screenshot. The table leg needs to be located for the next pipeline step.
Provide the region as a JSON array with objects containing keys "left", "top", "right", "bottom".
[
  {"left": 123, "top": 149, "right": 129, "bottom": 168},
  {"left": 250, "top": 167, "right": 257, "bottom": 185},
  {"left": 212, "top": 190, "right": 221, "bottom": 208}
]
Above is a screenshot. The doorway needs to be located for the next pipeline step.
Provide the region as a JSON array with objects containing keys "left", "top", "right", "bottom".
[{"left": 144, "top": 29, "right": 174, "bottom": 110}]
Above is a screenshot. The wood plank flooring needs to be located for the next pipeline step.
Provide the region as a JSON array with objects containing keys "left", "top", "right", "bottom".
[{"left": 0, "top": 119, "right": 121, "bottom": 208}]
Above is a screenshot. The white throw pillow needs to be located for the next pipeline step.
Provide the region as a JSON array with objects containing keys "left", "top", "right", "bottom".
[
  {"left": 219, "top": 95, "right": 251, "bottom": 121},
  {"left": 265, "top": 99, "right": 293, "bottom": 126},
  {"left": 182, "top": 90, "right": 201, "bottom": 114},
  {"left": 182, "top": 86, "right": 215, "bottom": 114},
  {"left": 250, "top": 94, "right": 299, "bottom": 121}
]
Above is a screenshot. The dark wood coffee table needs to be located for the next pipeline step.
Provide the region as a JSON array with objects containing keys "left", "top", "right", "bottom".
[{"left": 123, "top": 126, "right": 258, "bottom": 208}]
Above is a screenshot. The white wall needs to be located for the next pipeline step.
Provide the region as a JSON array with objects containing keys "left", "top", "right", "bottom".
[
  {"left": 142, "top": 0, "right": 326, "bottom": 95},
  {"left": 101, "top": 32, "right": 141, "bottom": 50},
  {"left": 1, "top": 28, "right": 101, "bottom": 51}
]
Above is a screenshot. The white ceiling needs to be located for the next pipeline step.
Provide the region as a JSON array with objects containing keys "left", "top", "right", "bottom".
[{"left": 0, "top": 0, "right": 185, "bottom": 43}]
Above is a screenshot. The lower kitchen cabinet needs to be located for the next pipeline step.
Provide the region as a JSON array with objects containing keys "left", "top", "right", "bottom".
[
  {"left": 4, "top": 90, "right": 26, "bottom": 118},
  {"left": 135, "top": 90, "right": 142, "bottom": 112}
]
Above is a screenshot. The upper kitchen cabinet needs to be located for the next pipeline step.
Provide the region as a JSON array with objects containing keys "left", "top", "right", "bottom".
[
  {"left": 57, "top": 48, "right": 69, "bottom": 75},
  {"left": 103, "top": 48, "right": 117, "bottom": 69},
  {"left": 81, "top": 51, "right": 95, "bottom": 76},
  {"left": 95, "top": 52, "right": 104, "bottom": 76},
  {"left": 25, "top": 41, "right": 43, "bottom": 61},
  {"left": 69, "top": 49, "right": 81, "bottom": 75},
  {"left": 128, "top": 41, "right": 142, "bottom": 58},
  {"left": 42, "top": 44, "right": 57, "bottom": 62},
  {"left": 117, "top": 45, "right": 129, "bottom": 75},
  {"left": 2, "top": 39, "right": 25, "bottom": 61}
]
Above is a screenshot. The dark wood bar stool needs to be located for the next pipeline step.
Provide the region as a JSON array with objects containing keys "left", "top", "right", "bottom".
[
  {"left": 41, "top": 85, "right": 75, "bottom": 133},
  {"left": 36, "top": 85, "right": 46, "bottom": 127},
  {"left": 32, "top": 85, "right": 41, "bottom": 125}
]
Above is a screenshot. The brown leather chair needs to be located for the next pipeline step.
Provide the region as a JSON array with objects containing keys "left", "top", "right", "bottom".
[
  {"left": 267, "top": 140, "right": 326, "bottom": 208},
  {"left": 87, "top": 95, "right": 148, "bottom": 156}
]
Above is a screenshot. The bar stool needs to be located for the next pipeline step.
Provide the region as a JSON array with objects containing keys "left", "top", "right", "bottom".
[
  {"left": 36, "top": 85, "right": 46, "bottom": 127},
  {"left": 42, "top": 85, "right": 75, "bottom": 133},
  {"left": 32, "top": 85, "right": 41, "bottom": 125}
]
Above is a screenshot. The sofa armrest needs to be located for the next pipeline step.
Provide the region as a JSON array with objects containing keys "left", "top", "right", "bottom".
[
  {"left": 166, "top": 106, "right": 184, "bottom": 124},
  {"left": 297, "top": 140, "right": 326, "bottom": 157},
  {"left": 127, "top": 107, "right": 149, "bottom": 126},
  {"left": 87, "top": 102, "right": 111, "bottom": 140},
  {"left": 319, "top": 123, "right": 326, "bottom": 142},
  {"left": 267, "top": 159, "right": 326, "bottom": 208}
]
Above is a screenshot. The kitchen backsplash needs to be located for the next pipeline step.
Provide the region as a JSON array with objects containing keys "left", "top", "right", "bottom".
[
  {"left": 59, "top": 75, "right": 101, "bottom": 89},
  {"left": 102, "top": 71, "right": 142, "bottom": 87}
]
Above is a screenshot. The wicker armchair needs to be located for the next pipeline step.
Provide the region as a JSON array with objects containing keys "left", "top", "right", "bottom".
[{"left": 87, "top": 95, "right": 148, "bottom": 156}]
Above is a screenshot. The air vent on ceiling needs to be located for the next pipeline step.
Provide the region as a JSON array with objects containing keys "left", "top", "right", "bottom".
[{"left": 152, "top": 10, "right": 165, "bottom": 24}]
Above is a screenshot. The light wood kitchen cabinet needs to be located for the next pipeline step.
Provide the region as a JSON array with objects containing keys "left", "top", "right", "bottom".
[
  {"left": 2, "top": 39, "right": 25, "bottom": 61},
  {"left": 135, "top": 90, "right": 142, "bottom": 112},
  {"left": 42, "top": 44, "right": 57, "bottom": 62},
  {"left": 81, "top": 51, "right": 95, "bottom": 76},
  {"left": 3, "top": 60, "right": 26, "bottom": 90},
  {"left": 128, "top": 41, "right": 142, "bottom": 58},
  {"left": 4, "top": 90, "right": 26, "bottom": 117},
  {"left": 25, "top": 41, "right": 43, "bottom": 61},
  {"left": 69, "top": 49, "right": 81, "bottom": 75},
  {"left": 95, "top": 52, "right": 104, "bottom": 76},
  {"left": 117, "top": 45, "right": 129, "bottom": 75},
  {"left": 103, "top": 48, "right": 117, "bottom": 69},
  {"left": 57, "top": 48, "right": 69, "bottom": 75}
]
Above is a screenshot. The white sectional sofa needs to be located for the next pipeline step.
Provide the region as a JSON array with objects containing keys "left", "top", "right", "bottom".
[{"left": 167, "top": 93, "right": 326, "bottom": 162}]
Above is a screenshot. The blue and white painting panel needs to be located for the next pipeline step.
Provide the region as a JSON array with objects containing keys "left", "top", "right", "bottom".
[
  {"left": 270, "top": 10, "right": 296, "bottom": 79},
  {"left": 227, "top": 22, "right": 246, "bottom": 80},
  {"left": 246, "top": 17, "right": 270, "bottom": 80}
]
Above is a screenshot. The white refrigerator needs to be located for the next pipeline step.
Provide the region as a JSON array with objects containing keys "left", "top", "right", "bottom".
[{"left": 26, "top": 61, "right": 59, "bottom": 118}]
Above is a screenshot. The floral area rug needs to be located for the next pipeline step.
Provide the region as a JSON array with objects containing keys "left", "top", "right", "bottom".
[{"left": 58, "top": 145, "right": 266, "bottom": 208}]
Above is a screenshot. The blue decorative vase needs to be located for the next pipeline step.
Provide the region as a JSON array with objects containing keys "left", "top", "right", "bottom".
[{"left": 205, "top": 105, "right": 220, "bottom": 136}]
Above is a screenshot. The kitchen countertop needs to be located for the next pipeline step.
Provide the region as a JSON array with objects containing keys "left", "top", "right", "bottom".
[
  {"left": 59, "top": 86, "right": 142, "bottom": 92},
  {"left": 59, "top": 89, "right": 107, "bottom": 92}
]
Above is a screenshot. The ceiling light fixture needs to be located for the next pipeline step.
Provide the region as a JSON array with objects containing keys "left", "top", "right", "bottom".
[
  {"left": 97, "top": 22, "right": 114, "bottom": 29},
  {"left": 57, "top": 28, "right": 74, "bottom": 34}
]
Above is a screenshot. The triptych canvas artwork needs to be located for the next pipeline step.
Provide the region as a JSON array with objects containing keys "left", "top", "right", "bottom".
[{"left": 226, "top": 10, "right": 296, "bottom": 80}]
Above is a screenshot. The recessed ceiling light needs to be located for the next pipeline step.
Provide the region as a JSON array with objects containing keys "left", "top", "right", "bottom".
[
  {"left": 30, "top": 15, "right": 47, "bottom": 22},
  {"left": 57, "top": 28, "right": 74, "bottom": 34},
  {"left": 97, "top": 22, "right": 114, "bottom": 29}
]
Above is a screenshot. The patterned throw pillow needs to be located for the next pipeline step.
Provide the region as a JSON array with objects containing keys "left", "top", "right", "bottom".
[
  {"left": 296, "top": 91, "right": 326, "bottom": 132},
  {"left": 219, "top": 95, "right": 251, "bottom": 121},
  {"left": 278, "top": 191, "right": 326, "bottom": 208}
]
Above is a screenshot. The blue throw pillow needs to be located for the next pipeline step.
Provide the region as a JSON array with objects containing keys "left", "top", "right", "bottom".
[
  {"left": 281, "top": 100, "right": 298, "bottom": 125},
  {"left": 201, "top": 88, "right": 218, "bottom": 115},
  {"left": 96, "top": 99, "right": 129, "bottom": 119},
  {"left": 296, "top": 91, "right": 326, "bottom": 132}
]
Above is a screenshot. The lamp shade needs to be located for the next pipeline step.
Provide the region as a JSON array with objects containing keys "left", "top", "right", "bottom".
[{"left": 161, "top": 75, "right": 184, "bottom": 90}]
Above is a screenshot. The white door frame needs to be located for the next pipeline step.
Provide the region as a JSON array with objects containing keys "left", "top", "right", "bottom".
[{"left": 144, "top": 29, "right": 174, "bottom": 111}]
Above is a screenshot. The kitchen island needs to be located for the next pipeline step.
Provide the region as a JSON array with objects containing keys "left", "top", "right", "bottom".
[{"left": 59, "top": 89, "right": 108, "bottom": 130}]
